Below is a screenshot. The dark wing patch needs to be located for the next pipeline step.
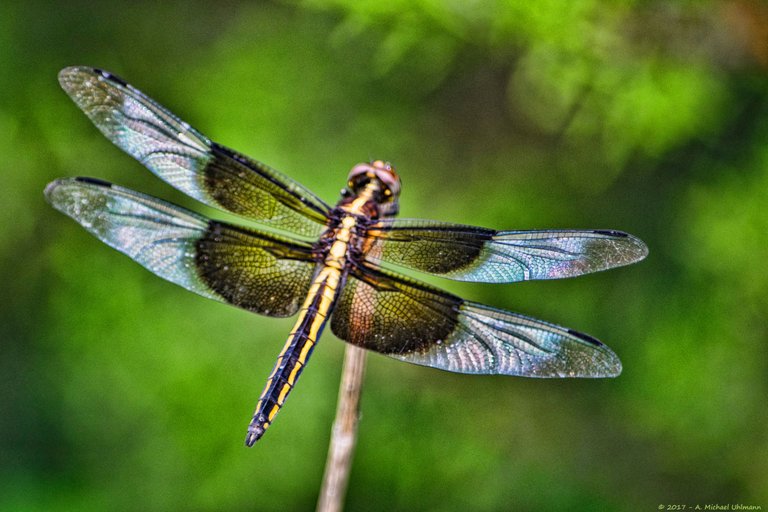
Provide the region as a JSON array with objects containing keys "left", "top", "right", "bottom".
[{"left": 331, "top": 268, "right": 460, "bottom": 355}]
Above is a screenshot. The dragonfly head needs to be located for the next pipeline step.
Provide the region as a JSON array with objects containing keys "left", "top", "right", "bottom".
[{"left": 344, "top": 160, "right": 401, "bottom": 216}]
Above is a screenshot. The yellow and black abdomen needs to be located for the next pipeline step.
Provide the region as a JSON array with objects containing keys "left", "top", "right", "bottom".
[
  {"left": 244, "top": 201, "right": 368, "bottom": 445},
  {"left": 245, "top": 264, "right": 344, "bottom": 446}
]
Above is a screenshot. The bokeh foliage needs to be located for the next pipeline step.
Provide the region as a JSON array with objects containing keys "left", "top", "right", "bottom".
[{"left": 1, "top": 0, "right": 767, "bottom": 510}]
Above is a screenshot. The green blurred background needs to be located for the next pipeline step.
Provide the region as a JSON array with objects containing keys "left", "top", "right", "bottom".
[{"left": 2, "top": 0, "right": 767, "bottom": 510}]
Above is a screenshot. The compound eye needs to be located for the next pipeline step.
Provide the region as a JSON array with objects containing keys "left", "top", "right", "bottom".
[{"left": 376, "top": 170, "right": 400, "bottom": 197}]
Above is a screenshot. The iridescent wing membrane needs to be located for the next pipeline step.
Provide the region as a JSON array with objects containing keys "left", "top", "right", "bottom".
[
  {"left": 48, "top": 66, "right": 647, "bottom": 381},
  {"left": 365, "top": 219, "right": 647, "bottom": 283},
  {"left": 57, "top": 66, "right": 330, "bottom": 238},
  {"left": 45, "top": 177, "right": 316, "bottom": 317},
  {"left": 331, "top": 267, "right": 622, "bottom": 377}
]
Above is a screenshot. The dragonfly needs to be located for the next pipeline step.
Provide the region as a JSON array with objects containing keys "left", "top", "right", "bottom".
[{"left": 46, "top": 66, "right": 648, "bottom": 446}]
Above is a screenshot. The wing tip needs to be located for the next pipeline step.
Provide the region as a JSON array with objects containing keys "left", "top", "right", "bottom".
[
  {"left": 43, "top": 177, "right": 77, "bottom": 205},
  {"left": 58, "top": 65, "right": 93, "bottom": 90},
  {"left": 566, "top": 328, "right": 623, "bottom": 378},
  {"left": 595, "top": 229, "right": 649, "bottom": 264},
  {"left": 573, "top": 349, "right": 622, "bottom": 378},
  {"left": 58, "top": 65, "right": 90, "bottom": 77},
  {"left": 44, "top": 177, "right": 115, "bottom": 208},
  {"left": 43, "top": 179, "right": 64, "bottom": 201},
  {"left": 600, "top": 352, "right": 623, "bottom": 378},
  {"left": 58, "top": 66, "right": 129, "bottom": 94},
  {"left": 623, "top": 232, "right": 649, "bottom": 263}
]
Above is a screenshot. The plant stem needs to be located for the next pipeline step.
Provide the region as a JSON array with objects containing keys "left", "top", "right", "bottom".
[{"left": 316, "top": 344, "right": 367, "bottom": 512}]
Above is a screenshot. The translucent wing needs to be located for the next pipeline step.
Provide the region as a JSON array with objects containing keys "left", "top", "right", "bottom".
[
  {"left": 365, "top": 219, "right": 648, "bottom": 283},
  {"left": 330, "top": 265, "right": 621, "bottom": 377},
  {"left": 58, "top": 66, "right": 331, "bottom": 238},
  {"left": 45, "top": 177, "right": 317, "bottom": 317}
]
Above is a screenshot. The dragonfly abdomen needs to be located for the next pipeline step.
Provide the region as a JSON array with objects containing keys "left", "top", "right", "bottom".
[{"left": 245, "top": 265, "right": 343, "bottom": 446}]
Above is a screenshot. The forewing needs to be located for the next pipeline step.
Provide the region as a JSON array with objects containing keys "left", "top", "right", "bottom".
[
  {"left": 365, "top": 219, "right": 648, "bottom": 283},
  {"left": 330, "top": 266, "right": 621, "bottom": 377},
  {"left": 58, "top": 66, "right": 331, "bottom": 237},
  {"left": 45, "top": 178, "right": 317, "bottom": 317}
]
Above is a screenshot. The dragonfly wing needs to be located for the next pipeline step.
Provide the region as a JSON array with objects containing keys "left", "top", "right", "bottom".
[
  {"left": 58, "top": 66, "right": 331, "bottom": 237},
  {"left": 45, "top": 177, "right": 317, "bottom": 317},
  {"left": 365, "top": 219, "right": 647, "bottom": 283},
  {"left": 330, "top": 265, "right": 621, "bottom": 377}
]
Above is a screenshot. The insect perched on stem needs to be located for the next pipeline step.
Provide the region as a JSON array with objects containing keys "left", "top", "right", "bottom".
[{"left": 46, "top": 66, "right": 648, "bottom": 445}]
